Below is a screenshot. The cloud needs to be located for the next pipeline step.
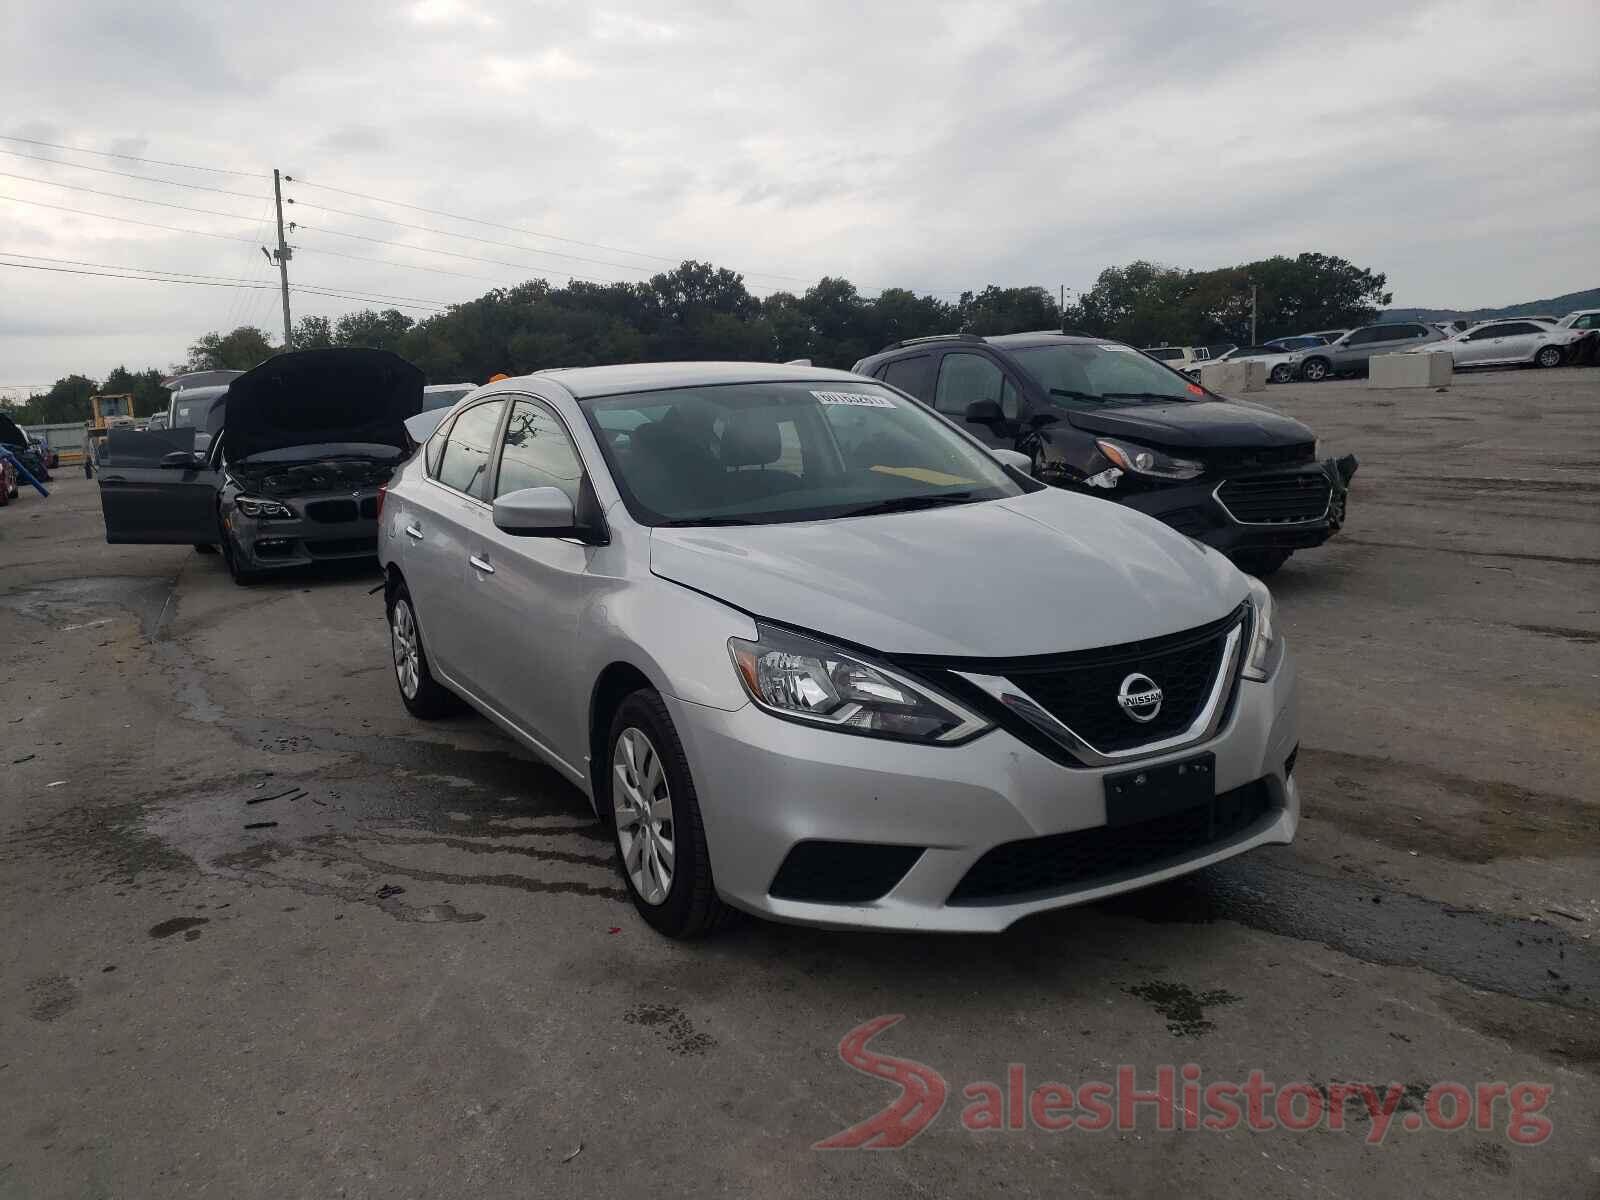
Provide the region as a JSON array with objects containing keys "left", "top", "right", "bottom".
[{"left": 0, "top": 0, "right": 1596, "bottom": 385}]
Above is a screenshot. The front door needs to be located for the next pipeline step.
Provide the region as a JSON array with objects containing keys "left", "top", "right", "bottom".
[
  {"left": 464, "top": 395, "right": 593, "bottom": 767},
  {"left": 931, "top": 351, "right": 1021, "bottom": 448},
  {"left": 96, "top": 427, "right": 221, "bottom": 544}
]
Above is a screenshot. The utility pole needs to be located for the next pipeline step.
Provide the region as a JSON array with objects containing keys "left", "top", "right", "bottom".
[
  {"left": 268, "top": 168, "right": 293, "bottom": 349},
  {"left": 1250, "top": 280, "right": 1258, "bottom": 345}
]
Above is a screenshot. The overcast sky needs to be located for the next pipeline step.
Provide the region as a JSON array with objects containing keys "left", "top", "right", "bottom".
[{"left": 2, "top": 0, "right": 1596, "bottom": 392}]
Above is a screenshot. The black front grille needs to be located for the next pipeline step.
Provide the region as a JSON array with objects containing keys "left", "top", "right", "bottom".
[
  {"left": 1156, "top": 506, "right": 1212, "bottom": 537},
  {"left": 305, "top": 536, "right": 378, "bottom": 558},
  {"left": 948, "top": 779, "right": 1275, "bottom": 904},
  {"left": 360, "top": 496, "right": 379, "bottom": 518},
  {"left": 769, "top": 841, "right": 924, "bottom": 903},
  {"left": 1002, "top": 616, "right": 1235, "bottom": 752},
  {"left": 305, "top": 498, "right": 359, "bottom": 523},
  {"left": 1204, "top": 442, "right": 1316, "bottom": 473},
  {"left": 1216, "top": 473, "right": 1331, "bottom": 524}
]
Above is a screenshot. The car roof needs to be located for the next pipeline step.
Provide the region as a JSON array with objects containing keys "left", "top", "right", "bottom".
[{"left": 527, "top": 360, "right": 868, "bottom": 399}]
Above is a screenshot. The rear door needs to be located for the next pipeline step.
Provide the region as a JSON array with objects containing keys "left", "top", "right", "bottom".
[
  {"left": 96, "top": 427, "right": 221, "bottom": 544},
  {"left": 1483, "top": 321, "right": 1542, "bottom": 363}
]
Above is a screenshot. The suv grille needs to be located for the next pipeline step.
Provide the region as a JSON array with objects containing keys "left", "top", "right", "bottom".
[
  {"left": 1204, "top": 443, "right": 1316, "bottom": 473},
  {"left": 1216, "top": 473, "right": 1331, "bottom": 524},
  {"left": 948, "top": 779, "right": 1275, "bottom": 904}
]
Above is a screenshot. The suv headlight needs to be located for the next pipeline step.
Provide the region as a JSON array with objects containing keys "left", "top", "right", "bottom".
[
  {"left": 729, "top": 625, "right": 990, "bottom": 744},
  {"left": 1095, "top": 438, "right": 1205, "bottom": 481},
  {"left": 235, "top": 495, "right": 295, "bottom": 520},
  {"left": 1242, "top": 576, "right": 1283, "bottom": 681}
]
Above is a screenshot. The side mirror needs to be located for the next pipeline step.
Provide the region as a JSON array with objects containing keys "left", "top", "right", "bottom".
[
  {"left": 493, "top": 486, "right": 580, "bottom": 537},
  {"left": 159, "top": 450, "right": 200, "bottom": 469},
  {"left": 991, "top": 448, "right": 1033, "bottom": 476},
  {"left": 964, "top": 399, "right": 1005, "bottom": 427}
]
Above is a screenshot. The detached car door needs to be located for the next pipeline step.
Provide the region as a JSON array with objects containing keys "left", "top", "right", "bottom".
[{"left": 97, "top": 427, "right": 221, "bottom": 544}]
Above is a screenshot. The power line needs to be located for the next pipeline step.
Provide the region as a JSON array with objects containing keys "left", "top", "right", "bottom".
[
  {"left": 287, "top": 196, "right": 672, "bottom": 277},
  {"left": 0, "top": 194, "right": 262, "bottom": 243},
  {"left": 0, "top": 171, "right": 266, "bottom": 223},
  {"left": 0, "top": 133, "right": 268, "bottom": 178},
  {"left": 292, "top": 242, "right": 520, "bottom": 288},
  {"left": 290, "top": 222, "right": 635, "bottom": 288},
  {"left": 0, "top": 148, "right": 267, "bottom": 201}
]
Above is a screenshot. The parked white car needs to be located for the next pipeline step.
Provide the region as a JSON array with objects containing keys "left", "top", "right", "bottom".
[
  {"left": 1557, "top": 309, "right": 1600, "bottom": 332},
  {"left": 1142, "top": 346, "right": 1210, "bottom": 371},
  {"left": 1407, "top": 319, "right": 1586, "bottom": 369},
  {"left": 1180, "top": 345, "right": 1302, "bottom": 384}
]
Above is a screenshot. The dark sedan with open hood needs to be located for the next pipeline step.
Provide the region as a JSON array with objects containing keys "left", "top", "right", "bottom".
[
  {"left": 96, "top": 348, "right": 423, "bottom": 583},
  {"left": 853, "top": 332, "right": 1358, "bottom": 575}
]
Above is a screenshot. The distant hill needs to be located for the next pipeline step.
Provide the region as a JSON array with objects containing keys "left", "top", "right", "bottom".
[{"left": 1381, "top": 286, "right": 1600, "bottom": 323}]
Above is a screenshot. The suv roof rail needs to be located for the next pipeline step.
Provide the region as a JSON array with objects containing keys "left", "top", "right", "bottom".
[{"left": 878, "top": 332, "right": 986, "bottom": 352}]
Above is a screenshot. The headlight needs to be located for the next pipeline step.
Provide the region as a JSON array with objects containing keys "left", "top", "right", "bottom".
[
  {"left": 1095, "top": 438, "right": 1205, "bottom": 481},
  {"left": 728, "top": 625, "right": 991, "bottom": 744},
  {"left": 235, "top": 495, "right": 295, "bottom": 520},
  {"left": 1243, "top": 576, "right": 1283, "bottom": 681}
]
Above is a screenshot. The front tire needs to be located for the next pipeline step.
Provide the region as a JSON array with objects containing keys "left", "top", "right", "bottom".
[
  {"left": 218, "top": 521, "right": 263, "bottom": 586},
  {"left": 1534, "top": 345, "right": 1562, "bottom": 369},
  {"left": 1300, "top": 357, "right": 1331, "bottom": 382},
  {"left": 1270, "top": 364, "right": 1293, "bottom": 384},
  {"left": 387, "top": 582, "right": 458, "bottom": 719},
  {"left": 605, "top": 690, "right": 732, "bottom": 938}
]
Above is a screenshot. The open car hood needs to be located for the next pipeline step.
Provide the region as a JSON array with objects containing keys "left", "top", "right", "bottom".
[
  {"left": 0, "top": 412, "right": 29, "bottom": 448},
  {"left": 1064, "top": 400, "right": 1313, "bottom": 449},
  {"left": 223, "top": 348, "right": 424, "bottom": 461}
]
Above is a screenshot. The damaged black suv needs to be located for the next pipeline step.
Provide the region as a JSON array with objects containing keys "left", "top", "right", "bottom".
[
  {"left": 96, "top": 348, "right": 424, "bottom": 584},
  {"left": 853, "top": 332, "right": 1357, "bottom": 575}
]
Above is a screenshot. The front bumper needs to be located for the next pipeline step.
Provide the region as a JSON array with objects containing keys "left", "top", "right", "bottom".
[
  {"left": 1114, "top": 459, "right": 1354, "bottom": 557},
  {"left": 226, "top": 497, "right": 381, "bottom": 570},
  {"left": 667, "top": 647, "right": 1298, "bottom": 932}
]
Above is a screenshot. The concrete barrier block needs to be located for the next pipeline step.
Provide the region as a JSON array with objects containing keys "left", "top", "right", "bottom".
[
  {"left": 1369, "top": 351, "right": 1452, "bottom": 388},
  {"left": 1242, "top": 361, "right": 1268, "bottom": 392},
  {"left": 1199, "top": 361, "right": 1247, "bottom": 393}
]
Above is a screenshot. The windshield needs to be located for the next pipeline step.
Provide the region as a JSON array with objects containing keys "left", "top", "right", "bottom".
[
  {"left": 1009, "top": 343, "right": 1202, "bottom": 410},
  {"left": 581, "top": 380, "right": 1023, "bottom": 527}
]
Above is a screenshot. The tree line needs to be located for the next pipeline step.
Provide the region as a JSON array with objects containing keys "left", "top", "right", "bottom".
[{"left": 6, "top": 252, "right": 1390, "bottom": 425}]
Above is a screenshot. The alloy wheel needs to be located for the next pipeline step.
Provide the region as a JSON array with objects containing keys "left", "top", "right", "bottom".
[
  {"left": 1536, "top": 346, "right": 1561, "bottom": 368},
  {"left": 391, "top": 598, "right": 421, "bottom": 700},
  {"left": 612, "top": 726, "right": 675, "bottom": 906}
]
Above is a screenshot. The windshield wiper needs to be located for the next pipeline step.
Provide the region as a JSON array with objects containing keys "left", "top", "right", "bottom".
[
  {"left": 1049, "top": 387, "right": 1110, "bottom": 404},
  {"left": 1099, "top": 391, "right": 1193, "bottom": 402},
  {"left": 836, "top": 492, "right": 977, "bottom": 519},
  {"left": 659, "top": 516, "right": 759, "bottom": 527}
]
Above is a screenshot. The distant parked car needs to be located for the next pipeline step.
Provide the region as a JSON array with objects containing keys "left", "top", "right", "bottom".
[
  {"left": 1141, "top": 346, "right": 1211, "bottom": 371},
  {"left": 1288, "top": 323, "right": 1448, "bottom": 381},
  {"left": 1181, "top": 345, "right": 1303, "bottom": 384},
  {"left": 0, "top": 413, "right": 50, "bottom": 482},
  {"left": 1410, "top": 319, "right": 1586, "bottom": 370},
  {"left": 1262, "top": 335, "right": 1328, "bottom": 352}
]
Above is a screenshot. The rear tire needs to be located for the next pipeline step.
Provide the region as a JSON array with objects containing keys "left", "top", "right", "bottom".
[
  {"left": 1233, "top": 549, "right": 1291, "bottom": 577},
  {"left": 604, "top": 689, "right": 734, "bottom": 939},
  {"left": 387, "top": 581, "right": 459, "bottom": 719},
  {"left": 1300, "top": 357, "right": 1331, "bottom": 382},
  {"left": 1270, "top": 364, "right": 1293, "bottom": 384},
  {"left": 1534, "top": 345, "right": 1562, "bottom": 369}
]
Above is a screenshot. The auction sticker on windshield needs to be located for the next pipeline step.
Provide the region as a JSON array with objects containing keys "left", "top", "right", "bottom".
[{"left": 812, "top": 390, "right": 896, "bottom": 408}]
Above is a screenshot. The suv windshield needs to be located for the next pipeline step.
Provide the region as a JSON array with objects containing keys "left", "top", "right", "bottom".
[
  {"left": 581, "top": 380, "right": 1023, "bottom": 527},
  {"left": 1009, "top": 344, "right": 1200, "bottom": 410}
]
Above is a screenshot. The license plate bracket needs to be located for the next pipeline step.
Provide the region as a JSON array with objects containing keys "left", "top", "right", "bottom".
[{"left": 1104, "top": 753, "right": 1215, "bottom": 827}]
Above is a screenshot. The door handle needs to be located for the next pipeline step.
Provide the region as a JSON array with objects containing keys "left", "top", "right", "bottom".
[
  {"left": 469, "top": 554, "right": 495, "bottom": 575},
  {"left": 404, "top": 524, "right": 423, "bottom": 540}
]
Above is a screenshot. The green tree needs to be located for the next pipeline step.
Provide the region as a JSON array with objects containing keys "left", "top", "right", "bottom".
[
  {"left": 186, "top": 326, "right": 277, "bottom": 371},
  {"left": 102, "top": 366, "right": 169, "bottom": 419},
  {"left": 334, "top": 308, "right": 414, "bottom": 351},
  {"left": 957, "top": 285, "right": 1060, "bottom": 336},
  {"left": 291, "top": 315, "right": 335, "bottom": 349},
  {"left": 18, "top": 374, "right": 100, "bottom": 424}
]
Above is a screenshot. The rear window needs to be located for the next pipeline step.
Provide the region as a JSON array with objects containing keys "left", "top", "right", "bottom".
[{"left": 434, "top": 400, "right": 505, "bottom": 500}]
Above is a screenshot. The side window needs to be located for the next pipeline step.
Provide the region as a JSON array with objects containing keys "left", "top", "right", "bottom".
[
  {"left": 881, "top": 354, "right": 932, "bottom": 400},
  {"left": 934, "top": 352, "right": 1005, "bottom": 416},
  {"left": 1347, "top": 328, "right": 1386, "bottom": 346},
  {"left": 1398, "top": 325, "right": 1427, "bottom": 339},
  {"left": 435, "top": 399, "right": 505, "bottom": 500},
  {"left": 494, "top": 398, "right": 585, "bottom": 504},
  {"left": 1576, "top": 314, "right": 1599, "bottom": 330},
  {"left": 425, "top": 416, "right": 454, "bottom": 476},
  {"left": 1470, "top": 324, "right": 1508, "bottom": 341},
  {"left": 1499, "top": 322, "right": 1537, "bottom": 336}
]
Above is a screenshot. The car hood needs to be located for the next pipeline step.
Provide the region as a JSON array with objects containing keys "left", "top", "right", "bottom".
[
  {"left": 1063, "top": 400, "right": 1314, "bottom": 449},
  {"left": 0, "top": 412, "right": 27, "bottom": 448},
  {"left": 223, "top": 348, "right": 424, "bottom": 461},
  {"left": 648, "top": 488, "right": 1247, "bottom": 657}
]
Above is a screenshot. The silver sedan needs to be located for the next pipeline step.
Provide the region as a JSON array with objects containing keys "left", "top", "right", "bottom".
[
  {"left": 1412, "top": 318, "right": 1588, "bottom": 369},
  {"left": 378, "top": 363, "right": 1299, "bottom": 937}
]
